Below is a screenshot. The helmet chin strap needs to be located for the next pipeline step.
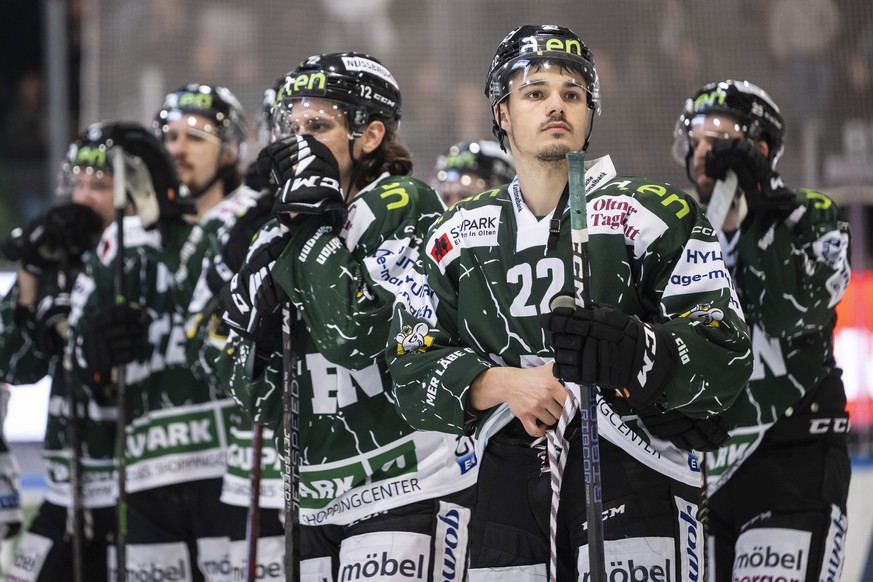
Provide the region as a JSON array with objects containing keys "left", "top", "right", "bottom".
[
  {"left": 345, "top": 113, "right": 367, "bottom": 198},
  {"left": 492, "top": 108, "right": 508, "bottom": 153},
  {"left": 187, "top": 149, "right": 231, "bottom": 199},
  {"left": 345, "top": 136, "right": 361, "bottom": 199}
]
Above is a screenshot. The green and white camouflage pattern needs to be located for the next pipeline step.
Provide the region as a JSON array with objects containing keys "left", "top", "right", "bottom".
[
  {"left": 68, "top": 215, "right": 231, "bottom": 493},
  {"left": 705, "top": 189, "right": 851, "bottom": 495},
  {"left": 387, "top": 156, "right": 753, "bottom": 484},
  {"left": 218, "top": 173, "right": 481, "bottom": 525},
  {"left": 0, "top": 387, "right": 23, "bottom": 528},
  {"left": 180, "top": 184, "right": 286, "bottom": 508},
  {"left": 0, "top": 270, "right": 116, "bottom": 508}
]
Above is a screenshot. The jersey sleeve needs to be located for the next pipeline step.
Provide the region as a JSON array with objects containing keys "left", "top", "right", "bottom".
[
  {"left": 272, "top": 176, "right": 443, "bottom": 370},
  {"left": 585, "top": 177, "right": 754, "bottom": 417},
  {"left": 213, "top": 331, "right": 284, "bottom": 433},
  {"left": 0, "top": 283, "right": 50, "bottom": 385},
  {"left": 735, "top": 190, "right": 851, "bottom": 339},
  {"left": 642, "top": 211, "right": 754, "bottom": 416}
]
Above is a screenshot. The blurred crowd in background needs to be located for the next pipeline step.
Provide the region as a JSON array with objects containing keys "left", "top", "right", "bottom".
[{"left": 1, "top": 0, "right": 872, "bottom": 246}]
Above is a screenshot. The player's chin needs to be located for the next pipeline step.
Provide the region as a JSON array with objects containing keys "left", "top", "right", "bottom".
[
  {"left": 695, "top": 180, "right": 715, "bottom": 205},
  {"left": 536, "top": 142, "right": 572, "bottom": 163}
]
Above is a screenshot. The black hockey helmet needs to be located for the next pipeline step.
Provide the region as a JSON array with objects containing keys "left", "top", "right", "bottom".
[
  {"left": 62, "top": 121, "right": 192, "bottom": 228},
  {"left": 434, "top": 140, "right": 515, "bottom": 188},
  {"left": 272, "top": 52, "right": 402, "bottom": 138},
  {"left": 485, "top": 24, "right": 600, "bottom": 151},
  {"left": 153, "top": 83, "right": 248, "bottom": 155},
  {"left": 672, "top": 79, "right": 785, "bottom": 169}
]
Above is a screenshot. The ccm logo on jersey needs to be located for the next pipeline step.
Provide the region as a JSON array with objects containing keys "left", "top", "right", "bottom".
[{"left": 809, "top": 417, "right": 850, "bottom": 435}]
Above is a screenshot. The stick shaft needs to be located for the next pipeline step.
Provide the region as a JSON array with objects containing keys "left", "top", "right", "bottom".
[
  {"left": 111, "top": 148, "right": 127, "bottom": 582},
  {"left": 706, "top": 169, "right": 738, "bottom": 232},
  {"left": 282, "top": 307, "right": 300, "bottom": 581},
  {"left": 245, "top": 423, "right": 264, "bottom": 582},
  {"left": 567, "top": 151, "right": 607, "bottom": 581}
]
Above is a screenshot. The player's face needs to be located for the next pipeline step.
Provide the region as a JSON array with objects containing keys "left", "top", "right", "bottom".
[
  {"left": 275, "top": 97, "right": 358, "bottom": 193},
  {"left": 500, "top": 67, "right": 590, "bottom": 163},
  {"left": 70, "top": 170, "right": 115, "bottom": 228},
  {"left": 160, "top": 113, "right": 227, "bottom": 192},
  {"left": 687, "top": 113, "right": 744, "bottom": 204}
]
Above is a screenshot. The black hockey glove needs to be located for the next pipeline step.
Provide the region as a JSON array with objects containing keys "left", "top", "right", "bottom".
[
  {"left": 637, "top": 406, "right": 730, "bottom": 452},
  {"left": 205, "top": 193, "right": 275, "bottom": 296},
  {"left": 705, "top": 138, "right": 797, "bottom": 214},
  {"left": 2, "top": 203, "right": 103, "bottom": 276},
  {"left": 34, "top": 291, "right": 72, "bottom": 356},
  {"left": 217, "top": 224, "right": 291, "bottom": 350},
  {"left": 540, "top": 297, "right": 680, "bottom": 410},
  {"left": 243, "top": 158, "right": 272, "bottom": 193},
  {"left": 257, "top": 135, "right": 348, "bottom": 234},
  {"left": 75, "top": 303, "right": 151, "bottom": 386}
]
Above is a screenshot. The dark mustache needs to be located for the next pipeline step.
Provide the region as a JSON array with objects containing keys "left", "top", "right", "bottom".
[{"left": 541, "top": 116, "right": 571, "bottom": 130}]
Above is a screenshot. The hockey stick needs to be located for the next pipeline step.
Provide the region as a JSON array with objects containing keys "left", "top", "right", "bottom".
[
  {"left": 564, "top": 151, "right": 607, "bottom": 581},
  {"left": 705, "top": 170, "right": 737, "bottom": 232},
  {"left": 111, "top": 147, "right": 128, "bottom": 582},
  {"left": 245, "top": 422, "right": 264, "bottom": 582},
  {"left": 281, "top": 306, "right": 300, "bottom": 582},
  {"left": 60, "top": 260, "right": 85, "bottom": 582}
]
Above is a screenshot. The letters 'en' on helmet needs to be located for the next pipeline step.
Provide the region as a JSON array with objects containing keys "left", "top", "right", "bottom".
[
  {"left": 672, "top": 79, "right": 785, "bottom": 170},
  {"left": 153, "top": 83, "right": 248, "bottom": 157},
  {"left": 62, "top": 121, "right": 191, "bottom": 228},
  {"left": 434, "top": 139, "right": 516, "bottom": 189},
  {"left": 271, "top": 52, "right": 402, "bottom": 140},
  {"left": 484, "top": 24, "right": 601, "bottom": 151}
]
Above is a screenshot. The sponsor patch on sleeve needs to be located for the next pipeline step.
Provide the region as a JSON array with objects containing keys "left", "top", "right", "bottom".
[
  {"left": 427, "top": 207, "right": 501, "bottom": 273},
  {"left": 588, "top": 195, "right": 668, "bottom": 258},
  {"left": 664, "top": 238, "right": 742, "bottom": 317}
]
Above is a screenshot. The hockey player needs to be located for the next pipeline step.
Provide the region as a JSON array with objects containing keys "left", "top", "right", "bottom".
[
  {"left": 69, "top": 85, "right": 256, "bottom": 581},
  {"left": 1, "top": 121, "right": 180, "bottom": 582},
  {"left": 672, "top": 79, "right": 852, "bottom": 581},
  {"left": 432, "top": 139, "right": 515, "bottom": 207},
  {"left": 216, "top": 52, "right": 478, "bottom": 581},
  {"left": 183, "top": 80, "right": 285, "bottom": 579},
  {"left": 0, "top": 385, "right": 22, "bottom": 543},
  {"left": 386, "top": 24, "right": 753, "bottom": 581}
]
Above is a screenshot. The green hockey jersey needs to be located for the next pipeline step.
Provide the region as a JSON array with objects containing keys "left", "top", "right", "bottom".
[
  {"left": 180, "top": 184, "right": 286, "bottom": 509},
  {"left": 68, "top": 215, "right": 231, "bottom": 493},
  {"left": 0, "top": 268, "right": 116, "bottom": 508},
  {"left": 387, "top": 156, "right": 754, "bottom": 486},
  {"left": 217, "top": 173, "right": 480, "bottom": 525},
  {"left": 705, "top": 189, "right": 851, "bottom": 494}
]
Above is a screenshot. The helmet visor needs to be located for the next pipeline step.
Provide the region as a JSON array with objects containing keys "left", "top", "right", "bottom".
[
  {"left": 155, "top": 112, "right": 223, "bottom": 145},
  {"left": 271, "top": 97, "right": 351, "bottom": 141},
  {"left": 672, "top": 110, "right": 747, "bottom": 166},
  {"left": 436, "top": 171, "right": 489, "bottom": 207},
  {"left": 491, "top": 54, "right": 600, "bottom": 113}
]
